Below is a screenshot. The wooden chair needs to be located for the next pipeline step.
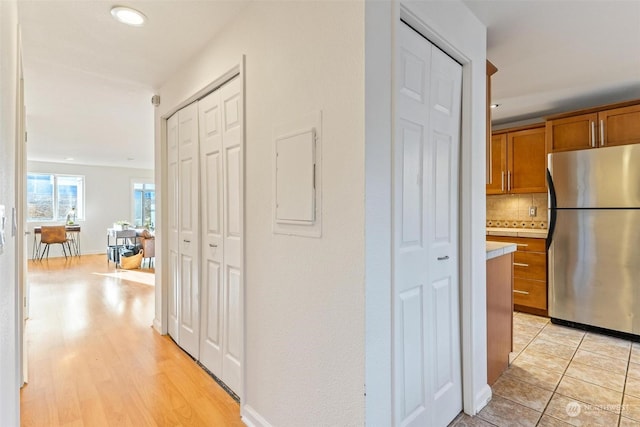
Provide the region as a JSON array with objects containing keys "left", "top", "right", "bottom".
[{"left": 39, "top": 225, "right": 71, "bottom": 260}]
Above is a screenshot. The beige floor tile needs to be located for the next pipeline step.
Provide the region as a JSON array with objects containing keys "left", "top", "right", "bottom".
[
  {"left": 564, "top": 360, "right": 626, "bottom": 392},
  {"left": 579, "top": 335, "right": 631, "bottom": 361},
  {"left": 512, "top": 321, "right": 544, "bottom": 342},
  {"left": 555, "top": 376, "right": 623, "bottom": 413},
  {"left": 448, "top": 413, "right": 496, "bottom": 426},
  {"left": 623, "top": 394, "right": 640, "bottom": 421},
  {"left": 625, "top": 376, "right": 640, "bottom": 399},
  {"left": 512, "top": 335, "right": 534, "bottom": 355},
  {"left": 583, "top": 332, "right": 632, "bottom": 350},
  {"left": 620, "top": 416, "right": 640, "bottom": 426},
  {"left": 503, "top": 360, "right": 563, "bottom": 392},
  {"left": 536, "top": 415, "right": 573, "bottom": 426},
  {"left": 525, "top": 337, "right": 577, "bottom": 361},
  {"left": 492, "top": 375, "right": 553, "bottom": 412},
  {"left": 513, "top": 348, "right": 571, "bottom": 374},
  {"left": 630, "top": 344, "right": 640, "bottom": 365},
  {"left": 537, "top": 324, "right": 585, "bottom": 348},
  {"left": 628, "top": 362, "right": 640, "bottom": 380},
  {"left": 571, "top": 348, "right": 628, "bottom": 376},
  {"left": 476, "top": 395, "right": 541, "bottom": 427},
  {"left": 516, "top": 312, "right": 550, "bottom": 328},
  {"left": 543, "top": 394, "right": 620, "bottom": 426}
]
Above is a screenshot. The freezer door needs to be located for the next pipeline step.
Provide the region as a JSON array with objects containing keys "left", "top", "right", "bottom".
[
  {"left": 549, "top": 144, "right": 640, "bottom": 208},
  {"left": 549, "top": 209, "right": 640, "bottom": 334}
]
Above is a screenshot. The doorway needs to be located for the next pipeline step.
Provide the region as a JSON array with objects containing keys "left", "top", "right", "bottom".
[
  {"left": 164, "top": 70, "right": 245, "bottom": 399},
  {"left": 393, "top": 20, "right": 463, "bottom": 427}
]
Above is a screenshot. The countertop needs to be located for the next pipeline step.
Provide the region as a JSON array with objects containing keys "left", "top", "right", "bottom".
[
  {"left": 486, "top": 241, "right": 517, "bottom": 260},
  {"left": 486, "top": 227, "right": 548, "bottom": 239}
]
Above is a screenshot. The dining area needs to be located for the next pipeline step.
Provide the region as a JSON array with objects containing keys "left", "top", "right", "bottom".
[{"left": 31, "top": 224, "right": 81, "bottom": 260}]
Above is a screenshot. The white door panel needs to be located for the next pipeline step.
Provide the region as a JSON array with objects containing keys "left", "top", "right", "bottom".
[
  {"left": 395, "top": 22, "right": 462, "bottom": 427},
  {"left": 178, "top": 102, "right": 200, "bottom": 358},
  {"left": 220, "top": 77, "right": 243, "bottom": 394},
  {"left": 199, "top": 88, "right": 224, "bottom": 373},
  {"left": 167, "top": 114, "right": 179, "bottom": 339},
  {"left": 196, "top": 76, "right": 243, "bottom": 396}
]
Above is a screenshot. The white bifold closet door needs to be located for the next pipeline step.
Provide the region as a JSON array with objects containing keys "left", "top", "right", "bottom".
[
  {"left": 167, "top": 75, "right": 243, "bottom": 395},
  {"left": 167, "top": 113, "right": 180, "bottom": 340},
  {"left": 394, "top": 21, "right": 463, "bottom": 427},
  {"left": 198, "top": 76, "right": 243, "bottom": 394},
  {"left": 177, "top": 102, "right": 201, "bottom": 358}
]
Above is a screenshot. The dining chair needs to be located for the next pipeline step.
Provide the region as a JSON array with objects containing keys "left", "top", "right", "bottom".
[{"left": 39, "top": 225, "right": 71, "bottom": 260}]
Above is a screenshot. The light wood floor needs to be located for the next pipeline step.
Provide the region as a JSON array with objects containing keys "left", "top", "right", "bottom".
[{"left": 21, "top": 254, "right": 243, "bottom": 427}]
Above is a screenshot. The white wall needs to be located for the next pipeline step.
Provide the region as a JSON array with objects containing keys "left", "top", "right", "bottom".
[
  {"left": 155, "top": 2, "right": 365, "bottom": 426},
  {"left": 27, "top": 161, "right": 153, "bottom": 258},
  {"left": 0, "top": 1, "right": 21, "bottom": 424},
  {"left": 364, "top": 0, "right": 489, "bottom": 422}
]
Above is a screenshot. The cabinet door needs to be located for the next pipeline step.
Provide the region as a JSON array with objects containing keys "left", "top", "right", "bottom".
[
  {"left": 546, "top": 113, "right": 597, "bottom": 153},
  {"left": 486, "top": 133, "right": 506, "bottom": 194},
  {"left": 514, "top": 278, "right": 547, "bottom": 311},
  {"left": 508, "top": 127, "right": 547, "bottom": 193},
  {"left": 599, "top": 104, "right": 640, "bottom": 147}
]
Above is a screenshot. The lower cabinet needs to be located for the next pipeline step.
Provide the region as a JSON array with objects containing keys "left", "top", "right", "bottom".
[{"left": 487, "top": 235, "right": 548, "bottom": 316}]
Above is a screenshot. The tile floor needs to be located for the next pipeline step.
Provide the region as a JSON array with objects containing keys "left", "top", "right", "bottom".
[{"left": 450, "top": 312, "right": 640, "bottom": 426}]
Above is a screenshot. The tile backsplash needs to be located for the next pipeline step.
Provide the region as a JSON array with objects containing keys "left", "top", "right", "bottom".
[{"left": 486, "top": 193, "right": 548, "bottom": 229}]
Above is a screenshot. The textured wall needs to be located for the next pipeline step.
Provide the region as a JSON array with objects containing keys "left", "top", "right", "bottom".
[
  {"left": 156, "top": 2, "right": 365, "bottom": 425},
  {"left": 0, "top": 1, "right": 21, "bottom": 425}
]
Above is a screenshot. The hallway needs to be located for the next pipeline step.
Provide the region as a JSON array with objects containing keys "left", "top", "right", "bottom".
[{"left": 21, "top": 255, "right": 243, "bottom": 426}]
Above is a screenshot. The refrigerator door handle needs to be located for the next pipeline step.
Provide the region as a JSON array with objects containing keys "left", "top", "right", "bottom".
[{"left": 546, "top": 168, "right": 557, "bottom": 250}]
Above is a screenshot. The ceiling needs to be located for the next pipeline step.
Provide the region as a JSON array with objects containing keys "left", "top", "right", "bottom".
[
  {"left": 18, "top": 0, "right": 250, "bottom": 170},
  {"left": 464, "top": 0, "right": 640, "bottom": 126},
  {"left": 18, "top": 1, "right": 640, "bottom": 169}
]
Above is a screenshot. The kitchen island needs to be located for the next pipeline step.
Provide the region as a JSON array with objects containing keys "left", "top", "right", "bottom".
[{"left": 486, "top": 241, "right": 517, "bottom": 385}]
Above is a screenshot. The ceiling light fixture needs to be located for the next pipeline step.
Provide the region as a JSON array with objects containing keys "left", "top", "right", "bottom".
[
  {"left": 490, "top": 103, "right": 500, "bottom": 109},
  {"left": 65, "top": 157, "right": 74, "bottom": 161},
  {"left": 110, "top": 6, "right": 147, "bottom": 27}
]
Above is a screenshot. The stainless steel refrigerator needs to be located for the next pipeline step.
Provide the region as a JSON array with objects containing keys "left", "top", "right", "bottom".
[{"left": 547, "top": 144, "right": 640, "bottom": 336}]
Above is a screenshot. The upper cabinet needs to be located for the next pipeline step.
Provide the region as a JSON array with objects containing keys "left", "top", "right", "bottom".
[
  {"left": 546, "top": 101, "right": 640, "bottom": 153},
  {"left": 487, "top": 125, "right": 547, "bottom": 195},
  {"left": 486, "top": 61, "right": 498, "bottom": 184}
]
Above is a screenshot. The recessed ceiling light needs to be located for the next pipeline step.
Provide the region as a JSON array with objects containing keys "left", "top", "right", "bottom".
[
  {"left": 490, "top": 103, "right": 500, "bottom": 109},
  {"left": 110, "top": 6, "right": 146, "bottom": 27},
  {"left": 65, "top": 157, "right": 74, "bottom": 161}
]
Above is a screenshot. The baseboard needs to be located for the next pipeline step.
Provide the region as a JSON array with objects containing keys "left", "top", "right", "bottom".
[
  {"left": 241, "top": 404, "right": 273, "bottom": 427},
  {"left": 152, "top": 318, "right": 162, "bottom": 334},
  {"left": 473, "top": 384, "right": 492, "bottom": 415}
]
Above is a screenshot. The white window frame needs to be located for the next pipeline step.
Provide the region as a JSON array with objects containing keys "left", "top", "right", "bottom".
[
  {"left": 131, "top": 178, "right": 155, "bottom": 230},
  {"left": 26, "top": 173, "right": 85, "bottom": 223}
]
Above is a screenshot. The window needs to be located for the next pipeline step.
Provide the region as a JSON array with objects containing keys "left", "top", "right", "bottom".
[
  {"left": 133, "top": 182, "right": 155, "bottom": 230},
  {"left": 27, "top": 174, "right": 84, "bottom": 222}
]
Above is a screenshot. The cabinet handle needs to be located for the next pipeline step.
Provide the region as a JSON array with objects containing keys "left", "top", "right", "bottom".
[
  {"left": 600, "top": 119, "right": 605, "bottom": 146},
  {"left": 513, "top": 262, "right": 529, "bottom": 267},
  {"left": 516, "top": 243, "right": 528, "bottom": 247},
  {"left": 507, "top": 171, "right": 511, "bottom": 191},
  {"left": 183, "top": 239, "right": 190, "bottom": 243},
  {"left": 501, "top": 171, "right": 505, "bottom": 192},
  {"left": 209, "top": 243, "right": 218, "bottom": 248},
  {"left": 591, "top": 121, "right": 596, "bottom": 148},
  {"left": 437, "top": 255, "right": 449, "bottom": 261},
  {"left": 513, "top": 290, "right": 530, "bottom": 295}
]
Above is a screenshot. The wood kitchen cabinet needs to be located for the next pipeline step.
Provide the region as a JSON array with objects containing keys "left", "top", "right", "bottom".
[
  {"left": 486, "top": 236, "right": 547, "bottom": 316},
  {"left": 486, "top": 125, "right": 546, "bottom": 194},
  {"left": 546, "top": 101, "right": 640, "bottom": 153}
]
